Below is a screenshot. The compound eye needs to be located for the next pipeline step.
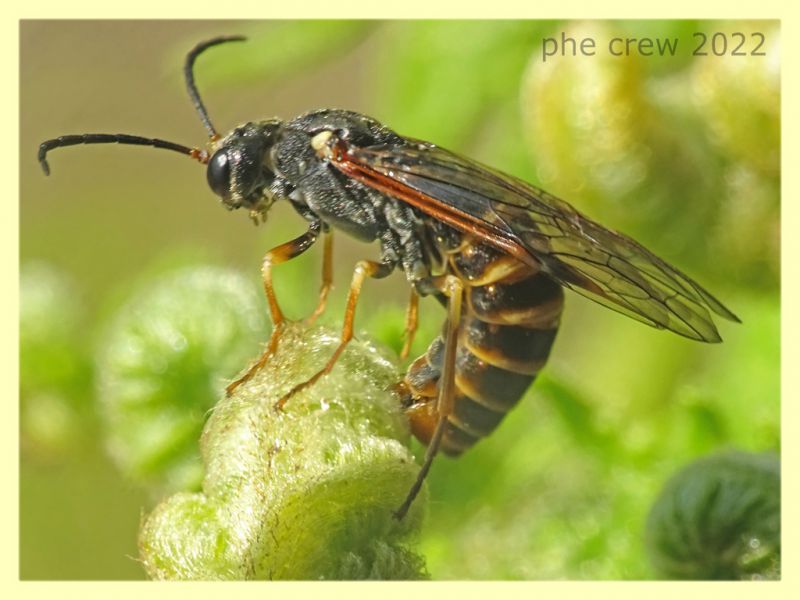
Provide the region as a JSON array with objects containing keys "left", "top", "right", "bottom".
[{"left": 206, "top": 149, "right": 231, "bottom": 197}]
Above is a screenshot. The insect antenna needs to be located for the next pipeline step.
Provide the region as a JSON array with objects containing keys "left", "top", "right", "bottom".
[
  {"left": 38, "top": 133, "right": 207, "bottom": 176},
  {"left": 38, "top": 35, "right": 246, "bottom": 176},
  {"left": 184, "top": 35, "right": 246, "bottom": 140}
]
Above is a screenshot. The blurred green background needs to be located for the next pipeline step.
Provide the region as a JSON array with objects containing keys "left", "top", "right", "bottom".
[{"left": 20, "top": 20, "right": 779, "bottom": 579}]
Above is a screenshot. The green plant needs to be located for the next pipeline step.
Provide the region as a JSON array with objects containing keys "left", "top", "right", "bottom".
[{"left": 138, "top": 323, "right": 427, "bottom": 580}]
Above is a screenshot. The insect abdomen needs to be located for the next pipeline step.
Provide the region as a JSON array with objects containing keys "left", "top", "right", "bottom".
[{"left": 403, "top": 241, "right": 564, "bottom": 455}]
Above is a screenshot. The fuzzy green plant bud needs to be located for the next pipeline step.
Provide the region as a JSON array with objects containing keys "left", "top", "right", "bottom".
[
  {"left": 522, "top": 21, "right": 653, "bottom": 211},
  {"left": 521, "top": 21, "right": 736, "bottom": 262},
  {"left": 139, "top": 322, "right": 428, "bottom": 580},
  {"left": 690, "top": 22, "right": 780, "bottom": 177},
  {"left": 96, "top": 266, "right": 269, "bottom": 493},
  {"left": 690, "top": 22, "right": 780, "bottom": 286},
  {"left": 645, "top": 450, "right": 780, "bottom": 580}
]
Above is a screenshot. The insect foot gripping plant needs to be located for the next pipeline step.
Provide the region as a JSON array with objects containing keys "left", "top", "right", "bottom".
[{"left": 138, "top": 322, "right": 428, "bottom": 580}]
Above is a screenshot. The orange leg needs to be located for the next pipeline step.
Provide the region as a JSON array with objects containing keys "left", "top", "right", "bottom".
[
  {"left": 225, "top": 226, "right": 320, "bottom": 396},
  {"left": 306, "top": 231, "right": 334, "bottom": 325},
  {"left": 274, "top": 259, "right": 393, "bottom": 410},
  {"left": 399, "top": 287, "right": 420, "bottom": 360},
  {"left": 394, "top": 275, "right": 464, "bottom": 520}
]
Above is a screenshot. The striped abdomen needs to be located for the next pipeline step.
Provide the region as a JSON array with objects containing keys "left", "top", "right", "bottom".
[{"left": 403, "top": 240, "right": 564, "bottom": 456}]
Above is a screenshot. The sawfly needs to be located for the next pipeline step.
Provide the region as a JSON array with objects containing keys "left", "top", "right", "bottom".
[{"left": 38, "top": 36, "right": 739, "bottom": 519}]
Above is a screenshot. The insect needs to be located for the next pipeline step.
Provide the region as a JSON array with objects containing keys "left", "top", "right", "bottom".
[{"left": 39, "top": 36, "right": 739, "bottom": 520}]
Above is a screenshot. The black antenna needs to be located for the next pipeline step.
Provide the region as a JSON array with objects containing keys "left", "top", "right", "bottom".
[
  {"left": 38, "top": 35, "right": 247, "bottom": 176},
  {"left": 38, "top": 134, "right": 205, "bottom": 176},
  {"left": 184, "top": 35, "right": 246, "bottom": 139}
]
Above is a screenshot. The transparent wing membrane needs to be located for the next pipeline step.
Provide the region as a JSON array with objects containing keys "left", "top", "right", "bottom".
[{"left": 340, "top": 143, "right": 739, "bottom": 342}]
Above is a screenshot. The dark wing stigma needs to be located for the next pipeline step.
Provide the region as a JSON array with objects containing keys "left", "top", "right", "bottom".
[{"left": 341, "top": 142, "right": 740, "bottom": 343}]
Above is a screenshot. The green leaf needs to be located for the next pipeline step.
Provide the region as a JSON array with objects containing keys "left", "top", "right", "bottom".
[{"left": 190, "top": 21, "right": 374, "bottom": 87}]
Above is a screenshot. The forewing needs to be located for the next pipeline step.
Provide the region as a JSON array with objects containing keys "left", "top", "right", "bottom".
[{"left": 337, "top": 141, "right": 739, "bottom": 342}]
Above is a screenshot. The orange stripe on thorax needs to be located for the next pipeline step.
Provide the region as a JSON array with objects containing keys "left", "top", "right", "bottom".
[{"left": 328, "top": 145, "right": 538, "bottom": 269}]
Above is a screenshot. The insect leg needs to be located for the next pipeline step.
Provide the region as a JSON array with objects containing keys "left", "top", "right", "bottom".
[
  {"left": 275, "top": 258, "right": 393, "bottom": 409},
  {"left": 395, "top": 275, "right": 464, "bottom": 520},
  {"left": 305, "top": 230, "right": 334, "bottom": 325},
  {"left": 226, "top": 223, "right": 321, "bottom": 396},
  {"left": 399, "top": 287, "right": 420, "bottom": 360}
]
